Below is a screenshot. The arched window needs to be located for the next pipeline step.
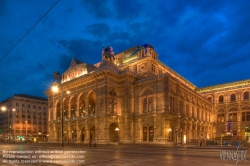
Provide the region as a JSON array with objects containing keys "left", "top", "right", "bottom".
[
  {"left": 143, "top": 127, "right": 147, "bottom": 142},
  {"left": 219, "top": 95, "right": 224, "bottom": 103},
  {"left": 170, "top": 96, "right": 175, "bottom": 112},
  {"left": 109, "top": 89, "right": 117, "bottom": 114},
  {"left": 244, "top": 92, "right": 249, "bottom": 100},
  {"left": 179, "top": 101, "right": 184, "bottom": 115},
  {"left": 207, "top": 97, "right": 212, "bottom": 103},
  {"left": 192, "top": 106, "right": 195, "bottom": 117},
  {"left": 56, "top": 102, "right": 61, "bottom": 119},
  {"left": 79, "top": 94, "right": 85, "bottom": 116},
  {"left": 142, "top": 97, "right": 153, "bottom": 112},
  {"left": 231, "top": 94, "right": 236, "bottom": 101},
  {"left": 208, "top": 113, "right": 210, "bottom": 122},
  {"left": 142, "top": 90, "right": 153, "bottom": 113},
  {"left": 88, "top": 92, "right": 96, "bottom": 114},
  {"left": 70, "top": 96, "right": 76, "bottom": 117},
  {"left": 186, "top": 104, "right": 189, "bottom": 116},
  {"left": 217, "top": 114, "right": 225, "bottom": 122},
  {"left": 148, "top": 97, "right": 153, "bottom": 112},
  {"left": 63, "top": 98, "right": 69, "bottom": 117},
  {"left": 143, "top": 98, "right": 147, "bottom": 112}
]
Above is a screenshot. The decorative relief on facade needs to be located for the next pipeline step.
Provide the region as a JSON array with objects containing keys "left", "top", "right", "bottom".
[
  {"left": 139, "top": 63, "right": 147, "bottom": 72},
  {"left": 229, "top": 107, "right": 238, "bottom": 112},
  {"left": 242, "top": 106, "right": 250, "bottom": 110},
  {"left": 217, "top": 109, "right": 225, "bottom": 113}
]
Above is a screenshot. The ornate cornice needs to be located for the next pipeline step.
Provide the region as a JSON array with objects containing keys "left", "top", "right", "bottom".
[{"left": 197, "top": 79, "right": 250, "bottom": 93}]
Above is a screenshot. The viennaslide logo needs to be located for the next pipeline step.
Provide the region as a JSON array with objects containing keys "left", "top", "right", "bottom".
[{"left": 220, "top": 146, "right": 248, "bottom": 165}]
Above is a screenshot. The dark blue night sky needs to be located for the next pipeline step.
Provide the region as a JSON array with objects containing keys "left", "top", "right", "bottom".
[{"left": 0, "top": 0, "right": 250, "bottom": 101}]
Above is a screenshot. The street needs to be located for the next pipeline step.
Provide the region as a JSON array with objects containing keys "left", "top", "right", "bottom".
[{"left": 0, "top": 142, "right": 249, "bottom": 166}]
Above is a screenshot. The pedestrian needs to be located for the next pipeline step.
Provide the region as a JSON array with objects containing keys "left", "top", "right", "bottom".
[
  {"left": 89, "top": 139, "right": 92, "bottom": 147},
  {"left": 93, "top": 139, "right": 97, "bottom": 148},
  {"left": 74, "top": 138, "right": 77, "bottom": 147}
]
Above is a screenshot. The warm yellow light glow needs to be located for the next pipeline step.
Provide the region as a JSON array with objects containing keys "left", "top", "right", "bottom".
[
  {"left": 115, "top": 127, "right": 119, "bottom": 131},
  {"left": 183, "top": 135, "right": 186, "bottom": 144},
  {"left": 52, "top": 85, "right": 59, "bottom": 92},
  {"left": 12, "top": 108, "right": 16, "bottom": 111},
  {"left": 1, "top": 106, "right": 6, "bottom": 111},
  {"left": 168, "top": 128, "right": 172, "bottom": 132},
  {"left": 67, "top": 90, "right": 70, "bottom": 94}
]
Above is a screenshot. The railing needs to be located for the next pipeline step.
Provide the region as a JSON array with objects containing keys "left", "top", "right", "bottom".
[{"left": 51, "top": 114, "right": 99, "bottom": 123}]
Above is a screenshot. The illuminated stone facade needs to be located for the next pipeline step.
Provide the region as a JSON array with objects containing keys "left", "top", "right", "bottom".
[
  {"left": 46, "top": 44, "right": 249, "bottom": 144},
  {"left": 198, "top": 80, "right": 250, "bottom": 141}
]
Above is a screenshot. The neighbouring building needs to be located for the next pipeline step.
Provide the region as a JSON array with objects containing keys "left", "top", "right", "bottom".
[
  {"left": 0, "top": 94, "right": 48, "bottom": 142},
  {"left": 46, "top": 44, "right": 250, "bottom": 144},
  {"left": 198, "top": 81, "right": 250, "bottom": 142}
]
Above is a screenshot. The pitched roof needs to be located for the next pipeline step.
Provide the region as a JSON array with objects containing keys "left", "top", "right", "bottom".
[
  {"left": 70, "top": 58, "right": 84, "bottom": 67},
  {"left": 14, "top": 94, "right": 48, "bottom": 101}
]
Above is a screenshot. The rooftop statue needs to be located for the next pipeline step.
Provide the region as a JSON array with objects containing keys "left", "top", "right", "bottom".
[
  {"left": 52, "top": 71, "right": 62, "bottom": 81},
  {"left": 102, "top": 46, "right": 115, "bottom": 62}
]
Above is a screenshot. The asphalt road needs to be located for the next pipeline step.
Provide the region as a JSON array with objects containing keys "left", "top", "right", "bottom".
[{"left": 0, "top": 142, "right": 249, "bottom": 166}]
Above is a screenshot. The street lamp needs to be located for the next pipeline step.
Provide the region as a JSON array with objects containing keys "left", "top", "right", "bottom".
[
  {"left": 175, "top": 129, "right": 178, "bottom": 148},
  {"left": 38, "top": 132, "right": 41, "bottom": 140},
  {"left": 25, "top": 120, "right": 27, "bottom": 139},
  {"left": 168, "top": 128, "right": 172, "bottom": 142},
  {"left": 115, "top": 127, "right": 119, "bottom": 145},
  {"left": 52, "top": 83, "right": 70, "bottom": 147}
]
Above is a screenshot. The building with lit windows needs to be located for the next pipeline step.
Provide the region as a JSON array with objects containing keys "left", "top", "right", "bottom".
[
  {"left": 46, "top": 44, "right": 250, "bottom": 144},
  {"left": 198, "top": 80, "right": 250, "bottom": 142},
  {"left": 0, "top": 94, "right": 48, "bottom": 142},
  {"left": 46, "top": 44, "right": 210, "bottom": 144}
]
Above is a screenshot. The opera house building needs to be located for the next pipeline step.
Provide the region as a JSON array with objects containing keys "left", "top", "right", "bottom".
[{"left": 46, "top": 44, "right": 250, "bottom": 144}]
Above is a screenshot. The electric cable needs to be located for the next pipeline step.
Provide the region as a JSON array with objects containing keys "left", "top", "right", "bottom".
[{"left": 0, "top": 0, "right": 60, "bottom": 63}]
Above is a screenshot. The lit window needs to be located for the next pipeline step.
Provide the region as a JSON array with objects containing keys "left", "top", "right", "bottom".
[
  {"left": 244, "top": 92, "right": 249, "bottom": 100},
  {"left": 219, "top": 95, "right": 224, "bottom": 103},
  {"left": 231, "top": 94, "right": 236, "bottom": 101}
]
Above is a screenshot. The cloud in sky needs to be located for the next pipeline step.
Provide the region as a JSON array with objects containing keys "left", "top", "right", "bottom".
[{"left": 0, "top": 0, "right": 250, "bottom": 101}]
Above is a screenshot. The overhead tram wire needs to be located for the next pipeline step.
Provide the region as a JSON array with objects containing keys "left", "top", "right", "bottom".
[
  {"left": 0, "top": 0, "right": 60, "bottom": 63},
  {"left": 155, "top": 0, "right": 220, "bottom": 47}
]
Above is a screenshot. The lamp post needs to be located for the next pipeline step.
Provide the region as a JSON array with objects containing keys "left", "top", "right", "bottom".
[
  {"left": 52, "top": 83, "right": 70, "bottom": 147},
  {"left": 25, "top": 120, "right": 27, "bottom": 140},
  {"left": 176, "top": 129, "right": 178, "bottom": 149},
  {"left": 38, "top": 132, "right": 41, "bottom": 142},
  {"left": 168, "top": 128, "right": 172, "bottom": 142},
  {"left": 115, "top": 127, "right": 119, "bottom": 145},
  {"left": 72, "top": 130, "right": 73, "bottom": 144}
]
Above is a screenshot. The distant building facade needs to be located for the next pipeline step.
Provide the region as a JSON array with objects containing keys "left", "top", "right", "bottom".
[
  {"left": 198, "top": 81, "right": 250, "bottom": 141},
  {"left": 0, "top": 94, "right": 48, "bottom": 142}
]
